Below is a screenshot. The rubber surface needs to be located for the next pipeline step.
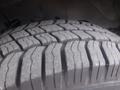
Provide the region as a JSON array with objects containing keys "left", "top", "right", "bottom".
[{"left": 0, "top": 19, "right": 120, "bottom": 90}]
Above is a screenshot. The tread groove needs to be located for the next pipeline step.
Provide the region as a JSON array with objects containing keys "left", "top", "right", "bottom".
[
  {"left": 50, "top": 33, "right": 61, "bottom": 42},
  {"left": 41, "top": 46, "right": 47, "bottom": 88},
  {"left": 15, "top": 52, "right": 25, "bottom": 87},
  {"left": 60, "top": 42, "right": 67, "bottom": 86},
  {"left": 9, "top": 34, "right": 23, "bottom": 50},
  {"left": 84, "top": 31, "right": 95, "bottom": 40},
  {"left": 93, "top": 41, "right": 100, "bottom": 81},
  {"left": 51, "top": 44, "right": 56, "bottom": 88},
  {"left": 25, "top": 29, "right": 32, "bottom": 36},
  {"left": 70, "top": 41, "right": 76, "bottom": 84},
  {"left": 85, "top": 41, "right": 93, "bottom": 82},
  {"left": 33, "top": 36, "right": 42, "bottom": 45},
  {"left": 100, "top": 42, "right": 109, "bottom": 80},
  {"left": 78, "top": 42, "right": 83, "bottom": 82}
]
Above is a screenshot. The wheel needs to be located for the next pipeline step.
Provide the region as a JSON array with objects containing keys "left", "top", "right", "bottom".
[{"left": 0, "top": 19, "right": 120, "bottom": 90}]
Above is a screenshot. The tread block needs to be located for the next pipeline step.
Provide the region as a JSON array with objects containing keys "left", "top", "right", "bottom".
[
  {"left": 36, "top": 33, "right": 57, "bottom": 45},
  {"left": 105, "top": 33, "right": 120, "bottom": 42},
  {"left": 72, "top": 30, "right": 93, "bottom": 40},
  {"left": 0, "top": 53, "right": 15, "bottom": 90},
  {"left": 108, "top": 42, "right": 119, "bottom": 80},
  {"left": 27, "top": 27, "right": 44, "bottom": 35},
  {"left": 78, "top": 41, "right": 90, "bottom": 84},
  {"left": 94, "top": 41, "right": 106, "bottom": 82},
  {"left": 86, "top": 31, "right": 108, "bottom": 40},
  {"left": 11, "top": 30, "right": 29, "bottom": 39},
  {"left": 41, "top": 25, "right": 63, "bottom": 32},
  {"left": 18, "top": 36, "right": 40, "bottom": 49},
  {"left": 81, "top": 21, "right": 92, "bottom": 26},
  {"left": 31, "top": 46, "right": 45, "bottom": 90},
  {"left": 39, "top": 20, "right": 54, "bottom": 26},
  {"left": 87, "top": 41, "right": 106, "bottom": 83},
  {"left": 52, "top": 31, "right": 66, "bottom": 42},
  {"left": 87, "top": 41, "right": 99, "bottom": 83},
  {"left": 6, "top": 52, "right": 23, "bottom": 90},
  {"left": 0, "top": 35, "right": 13, "bottom": 45},
  {"left": 89, "top": 25, "right": 107, "bottom": 33},
  {"left": 44, "top": 43, "right": 55, "bottom": 90},
  {"left": 21, "top": 47, "right": 37, "bottom": 90},
  {"left": 0, "top": 41, "right": 20, "bottom": 56},
  {"left": 52, "top": 31, "right": 78, "bottom": 42},
  {"left": 108, "top": 42, "right": 120, "bottom": 80},
  {"left": 72, "top": 24, "right": 93, "bottom": 31},
  {"left": 116, "top": 44, "right": 120, "bottom": 79},
  {"left": 59, "top": 24, "right": 78, "bottom": 30},
  {"left": 53, "top": 43, "right": 62, "bottom": 89},
  {"left": 12, "top": 25, "right": 27, "bottom": 33},
  {"left": 65, "top": 41, "right": 75, "bottom": 87},
  {"left": 71, "top": 41, "right": 82, "bottom": 84},
  {"left": 106, "top": 30, "right": 120, "bottom": 38},
  {"left": 55, "top": 19, "right": 66, "bottom": 24},
  {"left": 101, "top": 41, "right": 115, "bottom": 80},
  {"left": 67, "top": 20, "right": 79, "bottom": 24},
  {"left": 25, "top": 22, "right": 39, "bottom": 29}
]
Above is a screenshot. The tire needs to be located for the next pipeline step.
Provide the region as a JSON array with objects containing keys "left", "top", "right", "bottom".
[{"left": 0, "top": 19, "right": 120, "bottom": 90}]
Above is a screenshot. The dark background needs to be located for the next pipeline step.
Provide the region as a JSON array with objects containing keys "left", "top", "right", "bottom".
[{"left": 0, "top": 0, "right": 120, "bottom": 34}]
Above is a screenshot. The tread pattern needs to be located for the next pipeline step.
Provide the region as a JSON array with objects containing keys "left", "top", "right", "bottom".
[
  {"left": 0, "top": 20, "right": 120, "bottom": 90},
  {"left": 11, "top": 24, "right": 27, "bottom": 33},
  {"left": 25, "top": 22, "right": 39, "bottom": 29},
  {"left": 39, "top": 20, "right": 54, "bottom": 26},
  {"left": 0, "top": 53, "right": 15, "bottom": 90},
  {"left": 31, "top": 47, "right": 45, "bottom": 90},
  {"left": 52, "top": 31, "right": 78, "bottom": 42},
  {"left": 59, "top": 24, "right": 78, "bottom": 30},
  {"left": 0, "top": 35, "right": 13, "bottom": 45},
  {"left": 101, "top": 41, "right": 120, "bottom": 80},
  {"left": 55, "top": 19, "right": 66, "bottom": 24},
  {"left": 86, "top": 31, "right": 109, "bottom": 40},
  {"left": 87, "top": 41, "right": 105, "bottom": 83},
  {"left": 78, "top": 41, "right": 90, "bottom": 84},
  {"left": 41, "top": 25, "right": 63, "bottom": 32},
  {"left": 67, "top": 20, "right": 80, "bottom": 24},
  {"left": 17, "top": 36, "right": 40, "bottom": 49},
  {"left": 20, "top": 47, "right": 36, "bottom": 90},
  {"left": 104, "top": 33, "right": 120, "bottom": 42},
  {"left": 72, "top": 24, "right": 93, "bottom": 31},
  {"left": 11, "top": 30, "right": 29, "bottom": 39},
  {"left": 36, "top": 33, "right": 57, "bottom": 45},
  {"left": 27, "top": 27, "right": 45, "bottom": 35},
  {"left": 6, "top": 52, "right": 23, "bottom": 90},
  {"left": 65, "top": 41, "right": 75, "bottom": 86},
  {"left": 0, "top": 41, "right": 20, "bottom": 56},
  {"left": 72, "top": 30, "right": 93, "bottom": 40}
]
